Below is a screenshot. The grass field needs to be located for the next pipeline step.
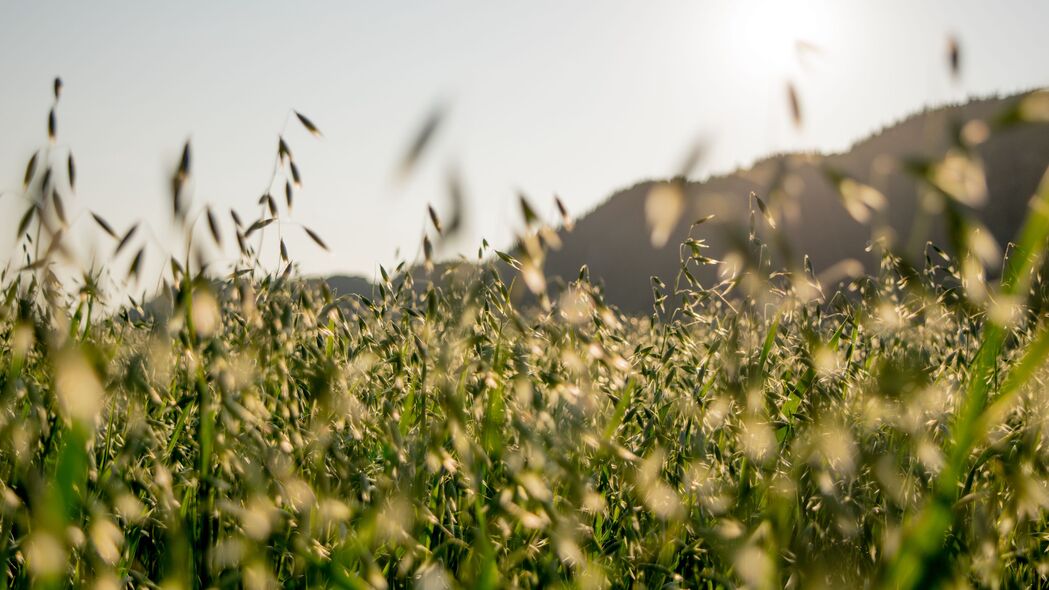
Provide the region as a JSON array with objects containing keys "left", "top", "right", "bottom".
[{"left": 4, "top": 82, "right": 1049, "bottom": 589}]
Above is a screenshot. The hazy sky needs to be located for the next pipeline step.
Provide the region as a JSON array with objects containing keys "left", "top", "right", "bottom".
[{"left": 2, "top": 1, "right": 1048, "bottom": 283}]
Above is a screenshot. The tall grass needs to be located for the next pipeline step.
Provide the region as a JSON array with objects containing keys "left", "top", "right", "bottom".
[{"left": 3, "top": 81, "right": 1049, "bottom": 589}]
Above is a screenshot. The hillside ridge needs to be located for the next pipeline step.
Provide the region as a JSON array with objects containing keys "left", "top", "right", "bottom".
[{"left": 328, "top": 90, "right": 1049, "bottom": 313}]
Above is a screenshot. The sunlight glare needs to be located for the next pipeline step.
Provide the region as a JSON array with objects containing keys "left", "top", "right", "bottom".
[{"left": 727, "top": 1, "right": 837, "bottom": 81}]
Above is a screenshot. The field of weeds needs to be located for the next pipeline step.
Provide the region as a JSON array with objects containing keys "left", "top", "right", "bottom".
[{"left": 4, "top": 81, "right": 1049, "bottom": 589}]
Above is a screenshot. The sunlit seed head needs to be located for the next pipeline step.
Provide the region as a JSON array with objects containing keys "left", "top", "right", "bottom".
[
  {"left": 115, "top": 493, "right": 146, "bottom": 524},
  {"left": 191, "top": 288, "right": 221, "bottom": 338},
  {"left": 243, "top": 558, "right": 278, "bottom": 590},
  {"left": 932, "top": 150, "right": 988, "bottom": 207},
  {"left": 517, "top": 508, "right": 550, "bottom": 530},
  {"left": 916, "top": 439, "right": 945, "bottom": 476},
  {"left": 792, "top": 275, "right": 821, "bottom": 304},
  {"left": 513, "top": 379, "right": 535, "bottom": 409},
  {"left": 587, "top": 342, "right": 605, "bottom": 360},
  {"left": 859, "top": 395, "right": 889, "bottom": 429},
  {"left": 416, "top": 563, "right": 453, "bottom": 590},
  {"left": 232, "top": 496, "right": 274, "bottom": 542},
  {"left": 875, "top": 302, "right": 903, "bottom": 332},
  {"left": 734, "top": 545, "right": 773, "bottom": 590},
  {"left": 555, "top": 531, "right": 584, "bottom": 568},
  {"left": 961, "top": 257, "right": 989, "bottom": 303},
  {"left": 25, "top": 532, "right": 66, "bottom": 578},
  {"left": 282, "top": 479, "right": 316, "bottom": 512},
  {"left": 770, "top": 472, "right": 797, "bottom": 499},
  {"left": 816, "top": 471, "right": 835, "bottom": 496},
  {"left": 559, "top": 286, "right": 593, "bottom": 324},
  {"left": 318, "top": 498, "right": 351, "bottom": 525},
  {"left": 637, "top": 449, "right": 684, "bottom": 520},
  {"left": 154, "top": 464, "right": 173, "bottom": 490},
  {"left": 581, "top": 490, "right": 607, "bottom": 515},
  {"left": 560, "top": 348, "right": 587, "bottom": 375},
  {"left": 539, "top": 225, "right": 562, "bottom": 250},
  {"left": 968, "top": 225, "right": 1001, "bottom": 269},
  {"left": 717, "top": 519, "right": 745, "bottom": 540},
  {"left": 645, "top": 182, "right": 685, "bottom": 248},
  {"left": 377, "top": 497, "right": 414, "bottom": 543},
  {"left": 920, "top": 386, "right": 953, "bottom": 419},
  {"left": 521, "top": 259, "right": 546, "bottom": 295},
  {"left": 599, "top": 308, "right": 622, "bottom": 331},
  {"left": 12, "top": 322, "right": 33, "bottom": 359},
  {"left": 685, "top": 462, "right": 713, "bottom": 491},
  {"left": 55, "top": 349, "right": 105, "bottom": 425},
  {"left": 817, "top": 258, "right": 865, "bottom": 288},
  {"left": 812, "top": 345, "right": 838, "bottom": 377},
  {"left": 703, "top": 494, "right": 734, "bottom": 515},
  {"left": 1, "top": 486, "right": 21, "bottom": 511},
  {"left": 817, "top": 424, "right": 856, "bottom": 476},
  {"left": 998, "top": 514, "right": 1016, "bottom": 537},
  {"left": 988, "top": 294, "right": 1023, "bottom": 328},
  {"left": 351, "top": 351, "right": 378, "bottom": 374},
  {"left": 838, "top": 179, "right": 885, "bottom": 223},
  {"left": 1020, "top": 91, "right": 1049, "bottom": 122},
  {"left": 718, "top": 252, "right": 744, "bottom": 282},
  {"left": 740, "top": 418, "right": 775, "bottom": 463},
  {"left": 67, "top": 525, "right": 86, "bottom": 548},
  {"left": 961, "top": 119, "right": 990, "bottom": 146},
  {"left": 745, "top": 387, "right": 766, "bottom": 416},
  {"left": 10, "top": 425, "right": 31, "bottom": 462},
  {"left": 642, "top": 480, "right": 684, "bottom": 521},
  {"left": 638, "top": 448, "right": 665, "bottom": 486},
  {"left": 93, "top": 573, "right": 122, "bottom": 590},
  {"left": 519, "top": 471, "right": 552, "bottom": 502},
  {"left": 211, "top": 538, "right": 246, "bottom": 570},
  {"left": 576, "top": 560, "right": 609, "bottom": 590},
  {"left": 703, "top": 396, "right": 733, "bottom": 431},
  {"left": 747, "top": 272, "right": 774, "bottom": 301},
  {"left": 518, "top": 231, "right": 544, "bottom": 264},
  {"left": 159, "top": 577, "right": 188, "bottom": 590},
  {"left": 89, "top": 518, "right": 124, "bottom": 566},
  {"left": 610, "top": 355, "right": 631, "bottom": 372},
  {"left": 1015, "top": 471, "right": 1049, "bottom": 521}
]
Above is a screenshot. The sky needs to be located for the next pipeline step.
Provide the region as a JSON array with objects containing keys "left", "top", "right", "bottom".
[{"left": 2, "top": 1, "right": 1048, "bottom": 287}]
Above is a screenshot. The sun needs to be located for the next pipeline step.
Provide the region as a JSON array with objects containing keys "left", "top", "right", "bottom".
[{"left": 725, "top": 1, "right": 837, "bottom": 80}]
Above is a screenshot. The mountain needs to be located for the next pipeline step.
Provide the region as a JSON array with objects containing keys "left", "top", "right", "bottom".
[
  {"left": 543, "top": 92, "right": 1049, "bottom": 312},
  {"left": 325, "top": 274, "right": 376, "bottom": 299},
  {"left": 322, "top": 92, "right": 1049, "bottom": 314}
]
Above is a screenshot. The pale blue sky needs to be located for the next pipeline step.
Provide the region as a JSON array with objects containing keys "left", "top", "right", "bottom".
[{"left": 2, "top": 1, "right": 1048, "bottom": 282}]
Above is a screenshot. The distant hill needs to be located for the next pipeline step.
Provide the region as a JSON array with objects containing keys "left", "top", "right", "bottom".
[
  {"left": 325, "top": 274, "right": 376, "bottom": 299},
  {"left": 543, "top": 92, "right": 1049, "bottom": 312},
  {"left": 323, "top": 92, "right": 1049, "bottom": 314}
]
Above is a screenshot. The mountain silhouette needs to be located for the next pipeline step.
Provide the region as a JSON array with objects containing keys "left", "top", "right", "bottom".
[
  {"left": 542, "top": 92, "right": 1049, "bottom": 312},
  {"left": 327, "top": 92, "right": 1049, "bottom": 314}
]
